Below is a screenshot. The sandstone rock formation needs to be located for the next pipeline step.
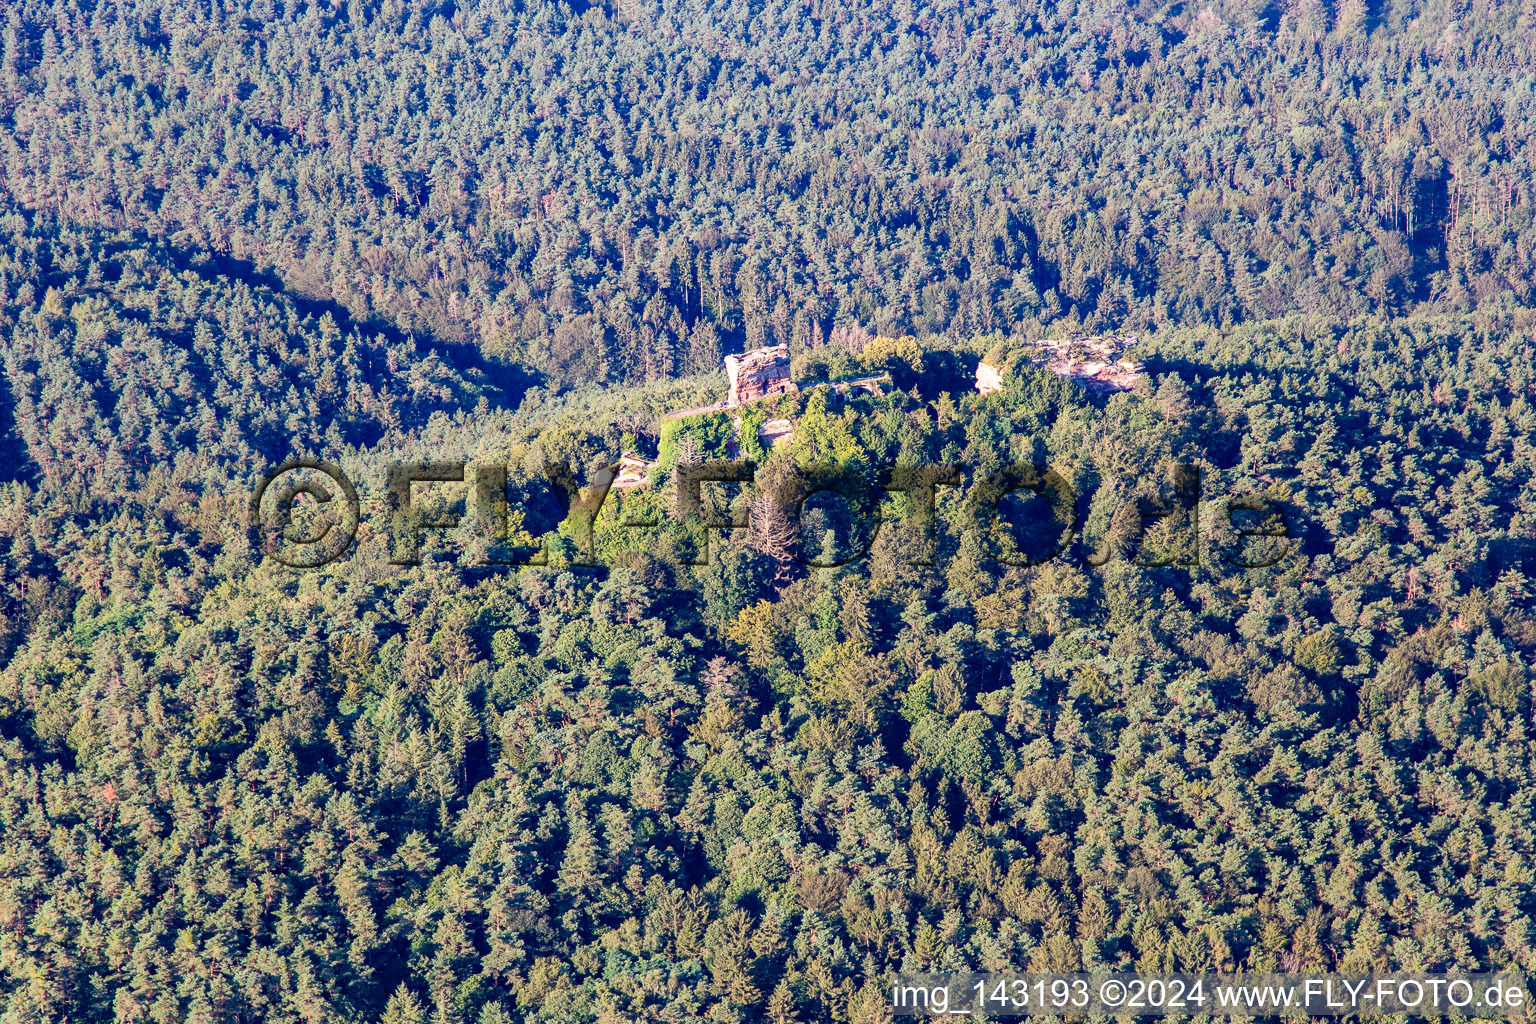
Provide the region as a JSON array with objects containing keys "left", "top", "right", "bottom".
[
  {"left": 725, "top": 345, "right": 796, "bottom": 406},
  {"left": 976, "top": 336, "right": 1144, "bottom": 394}
]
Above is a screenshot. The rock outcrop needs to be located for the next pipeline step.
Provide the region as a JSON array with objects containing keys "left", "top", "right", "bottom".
[
  {"left": 976, "top": 336, "right": 1144, "bottom": 394},
  {"left": 975, "top": 361, "right": 1004, "bottom": 394},
  {"left": 725, "top": 345, "right": 796, "bottom": 406}
]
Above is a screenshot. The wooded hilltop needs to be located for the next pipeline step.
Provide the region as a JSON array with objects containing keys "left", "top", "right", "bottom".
[{"left": 1, "top": 0, "right": 1535, "bottom": 1022}]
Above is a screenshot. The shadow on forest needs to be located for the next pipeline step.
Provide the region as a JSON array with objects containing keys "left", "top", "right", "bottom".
[
  {"left": 0, "top": 372, "right": 35, "bottom": 484},
  {"left": 909, "top": 350, "right": 977, "bottom": 399},
  {"left": 1141, "top": 354, "right": 1264, "bottom": 388},
  {"left": 1487, "top": 537, "right": 1536, "bottom": 587},
  {"left": 158, "top": 244, "right": 544, "bottom": 413}
]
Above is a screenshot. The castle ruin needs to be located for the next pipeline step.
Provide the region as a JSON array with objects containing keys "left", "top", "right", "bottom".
[{"left": 725, "top": 344, "right": 796, "bottom": 407}]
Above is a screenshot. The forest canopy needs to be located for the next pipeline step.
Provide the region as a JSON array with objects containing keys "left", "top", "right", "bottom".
[
  {"left": 0, "top": 0, "right": 1532, "bottom": 387},
  {"left": 1, "top": 0, "right": 1536, "bottom": 1022}
]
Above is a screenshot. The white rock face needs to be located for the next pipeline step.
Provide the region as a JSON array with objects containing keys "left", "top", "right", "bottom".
[{"left": 975, "top": 361, "right": 1004, "bottom": 394}]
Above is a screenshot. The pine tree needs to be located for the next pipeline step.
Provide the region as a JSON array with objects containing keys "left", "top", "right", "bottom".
[{"left": 381, "top": 985, "right": 427, "bottom": 1024}]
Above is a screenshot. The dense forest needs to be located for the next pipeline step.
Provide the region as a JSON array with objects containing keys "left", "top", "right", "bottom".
[
  {"left": 0, "top": 0, "right": 1533, "bottom": 386},
  {"left": 3, "top": 0, "right": 1536, "bottom": 1021}
]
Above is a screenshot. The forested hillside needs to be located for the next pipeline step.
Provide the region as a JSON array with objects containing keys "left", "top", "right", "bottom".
[
  {"left": 5, "top": 284, "right": 1536, "bottom": 1020},
  {"left": 0, "top": 0, "right": 1533, "bottom": 386},
  {"left": 3, "top": 0, "right": 1536, "bottom": 1022}
]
